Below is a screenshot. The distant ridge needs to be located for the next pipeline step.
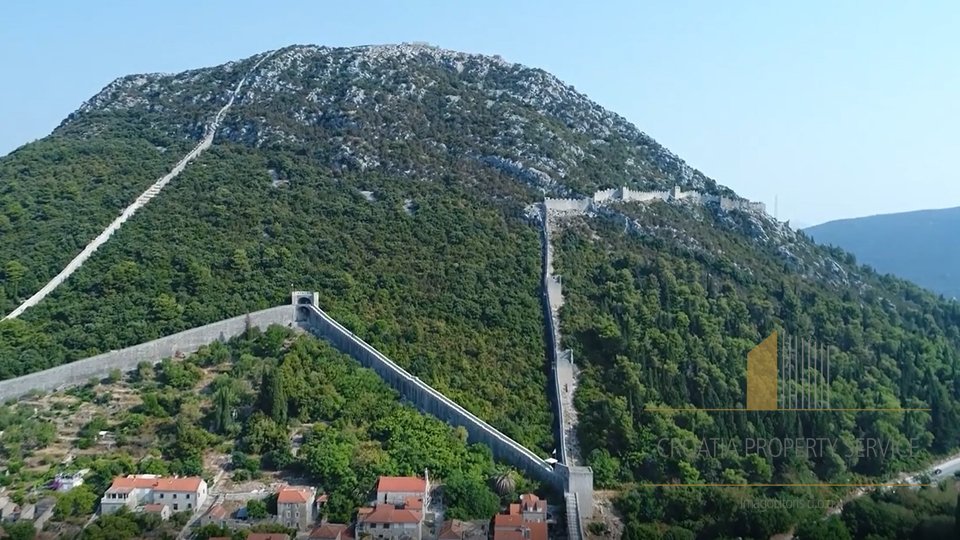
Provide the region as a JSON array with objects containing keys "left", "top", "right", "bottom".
[{"left": 806, "top": 206, "right": 960, "bottom": 299}]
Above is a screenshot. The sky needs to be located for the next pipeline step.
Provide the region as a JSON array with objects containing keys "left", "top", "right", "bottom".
[{"left": 1, "top": 1, "right": 958, "bottom": 226}]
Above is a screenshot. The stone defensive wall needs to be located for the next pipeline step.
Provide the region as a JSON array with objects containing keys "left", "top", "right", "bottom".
[
  {"left": 0, "top": 306, "right": 294, "bottom": 402},
  {"left": 546, "top": 185, "right": 767, "bottom": 218},
  {"left": 295, "top": 299, "right": 562, "bottom": 489},
  {"left": 539, "top": 209, "right": 568, "bottom": 467}
]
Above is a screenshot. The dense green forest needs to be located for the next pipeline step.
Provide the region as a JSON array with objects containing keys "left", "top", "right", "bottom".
[
  {"left": 554, "top": 202, "right": 960, "bottom": 537},
  {"left": 0, "top": 126, "right": 193, "bottom": 310},
  {"left": 0, "top": 141, "right": 554, "bottom": 453}
]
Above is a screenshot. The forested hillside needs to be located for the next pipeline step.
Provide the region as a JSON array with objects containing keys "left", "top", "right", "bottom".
[
  {"left": 555, "top": 201, "right": 960, "bottom": 537},
  {"left": 3, "top": 43, "right": 960, "bottom": 538},
  {"left": 0, "top": 44, "right": 736, "bottom": 456}
]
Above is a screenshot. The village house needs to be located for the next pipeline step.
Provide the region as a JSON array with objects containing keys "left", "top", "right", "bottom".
[
  {"left": 276, "top": 485, "right": 319, "bottom": 530},
  {"left": 52, "top": 470, "right": 86, "bottom": 492},
  {"left": 491, "top": 494, "right": 548, "bottom": 540},
  {"left": 375, "top": 475, "right": 429, "bottom": 506},
  {"left": 518, "top": 493, "right": 547, "bottom": 523},
  {"left": 143, "top": 503, "right": 171, "bottom": 521},
  {"left": 201, "top": 503, "right": 235, "bottom": 528},
  {"left": 309, "top": 522, "right": 353, "bottom": 539},
  {"left": 438, "top": 519, "right": 487, "bottom": 539},
  {"left": 246, "top": 534, "right": 292, "bottom": 540},
  {"left": 355, "top": 502, "right": 423, "bottom": 540},
  {"left": 100, "top": 475, "right": 208, "bottom": 515}
]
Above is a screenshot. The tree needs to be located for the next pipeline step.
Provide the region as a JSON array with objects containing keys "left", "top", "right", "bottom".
[
  {"left": 54, "top": 484, "right": 98, "bottom": 519},
  {"left": 3, "top": 520, "right": 35, "bottom": 540},
  {"left": 3, "top": 260, "right": 26, "bottom": 298},
  {"left": 258, "top": 370, "right": 288, "bottom": 424},
  {"left": 212, "top": 385, "right": 234, "bottom": 434},
  {"left": 246, "top": 498, "right": 268, "bottom": 519},
  {"left": 443, "top": 471, "right": 500, "bottom": 520}
]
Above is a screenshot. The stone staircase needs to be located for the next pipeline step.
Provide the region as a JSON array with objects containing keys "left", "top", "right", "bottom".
[{"left": 565, "top": 492, "right": 584, "bottom": 540}]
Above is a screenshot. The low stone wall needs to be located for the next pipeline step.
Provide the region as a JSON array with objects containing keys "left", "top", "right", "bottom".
[
  {"left": 0, "top": 306, "right": 294, "bottom": 402},
  {"left": 298, "top": 303, "right": 561, "bottom": 489}
]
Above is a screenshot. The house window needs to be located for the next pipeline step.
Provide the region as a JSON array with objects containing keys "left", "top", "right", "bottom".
[
  {"left": 187, "top": 503, "right": 192, "bottom": 509},
  {"left": 186, "top": 494, "right": 190, "bottom": 499},
  {"left": 159, "top": 494, "right": 164, "bottom": 499},
  {"left": 173, "top": 504, "right": 179, "bottom": 511}
]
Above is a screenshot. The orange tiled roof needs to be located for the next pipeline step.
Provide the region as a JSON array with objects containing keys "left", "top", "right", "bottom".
[
  {"left": 205, "top": 504, "right": 229, "bottom": 519},
  {"left": 520, "top": 493, "right": 546, "bottom": 513},
  {"left": 107, "top": 475, "right": 203, "bottom": 493},
  {"left": 376, "top": 475, "right": 426, "bottom": 493},
  {"left": 277, "top": 485, "right": 313, "bottom": 504},
  {"left": 494, "top": 512, "right": 524, "bottom": 528},
  {"left": 310, "top": 522, "right": 348, "bottom": 539},
  {"left": 357, "top": 503, "right": 421, "bottom": 525},
  {"left": 403, "top": 496, "right": 423, "bottom": 511},
  {"left": 493, "top": 522, "right": 547, "bottom": 540},
  {"left": 143, "top": 504, "right": 165, "bottom": 512}
]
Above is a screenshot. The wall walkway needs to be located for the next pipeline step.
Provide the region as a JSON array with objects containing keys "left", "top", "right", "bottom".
[
  {"left": 0, "top": 306, "right": 293, "bottom": 402},
  {"left": 3, "top": 52, "right": 277, "bottom": 320}
]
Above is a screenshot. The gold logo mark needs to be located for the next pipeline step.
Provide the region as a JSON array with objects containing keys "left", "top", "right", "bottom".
[{"left": 747, "top": 331, "right": 778, "bottom": 410}]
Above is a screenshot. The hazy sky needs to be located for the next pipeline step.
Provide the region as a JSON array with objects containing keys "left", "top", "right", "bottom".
[{"left": 2, "top": 1, "right": 957, "bottom": 226}]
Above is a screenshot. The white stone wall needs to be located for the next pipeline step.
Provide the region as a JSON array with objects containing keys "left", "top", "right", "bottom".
[{"left": 546, "top": 185, "right": 766, "bottom": 219}]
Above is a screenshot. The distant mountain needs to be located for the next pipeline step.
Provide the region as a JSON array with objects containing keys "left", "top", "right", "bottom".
[{"left": 806, "top": 206, "right": 960, "bottom": 299}]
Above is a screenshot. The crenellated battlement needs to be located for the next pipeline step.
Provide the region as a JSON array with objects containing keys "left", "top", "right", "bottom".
[{"left": 545, "top": 185, "right": 767, "bottom": 219}]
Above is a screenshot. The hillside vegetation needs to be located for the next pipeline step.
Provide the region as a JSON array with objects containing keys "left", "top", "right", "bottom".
[
  {"left": 555, "top": 201, "right": 960, "bottom": 538},
  {"left": 2, "top": 44, "right": 960, "bottom": 538}
]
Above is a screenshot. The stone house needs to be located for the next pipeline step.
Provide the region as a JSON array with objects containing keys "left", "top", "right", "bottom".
[
  {"left": 309, "top": 522, "right": 352, "bottom": 539},
  {"left": 276, "top": 485, "right": 318, "bottom": 530},
  {"left": 374, "top": 475, "right": 428, "bottom": 506},
  {"left": 518, "top": 493, "right": 547, "bottom": 522},
  {"left": 492, "top": 495, "right": 548, "bottom": 540},
  {"left": 355, "top": 502, "right": 423, "bottom": 540},
  {"left": 100, "top": 475, "right": 208, "bottom": 515},
  {"left": 143, "top": 503, "right": 171, "bottom": 521}
]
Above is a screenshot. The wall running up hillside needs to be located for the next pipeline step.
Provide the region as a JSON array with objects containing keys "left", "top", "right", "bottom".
[
  {"left": 2, "top": 52, "right": 277, "bottom": 321},
  {"left": 0, "top": 306, "right": 294, "bottom": 402},
  {"left": 296, "top": 299, "right": 562, "bottom": 488}
]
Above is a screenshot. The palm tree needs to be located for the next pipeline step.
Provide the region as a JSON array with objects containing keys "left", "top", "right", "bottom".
[{"left": 493, "top": 471, "right": 516, "bottom": 497}]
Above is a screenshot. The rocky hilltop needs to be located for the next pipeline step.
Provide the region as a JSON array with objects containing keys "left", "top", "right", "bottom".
[
  {"left": 3, "top": 43, "right": 960, "bottom": 538},
  {"left": 65, "top": 43, "right": 728, "bottom": 197}
]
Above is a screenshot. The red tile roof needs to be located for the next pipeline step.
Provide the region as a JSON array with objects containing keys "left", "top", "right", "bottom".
[
  {"left": 277, "top": 485, "right": 313, "bottom": 504},
  {"left": 403, "top": 496, "right": 423, "bottom": 511},
  {"left": 493, "top": 522, "right": 547, "bottom": 540},
  {"left": 205, "top": 504, "right": 229, "bottom": 519},
  {"left": 494, "top": 512, "right": 524, "bottom": 528},
  {"left": 438, "top": 519, "right": 474, "bottom": 539},
  {"left": 357, "top": 503, "right": 421, "bottom": 525},
  {"left": 520, "top": 493, "right": 546, "bottom": 513},
  {"left": 143, "top": 504, "right": 166, "bottom": 513},
  {"left": 376, "top": 476, "right": 426, "bottom": 493},
  {"left": 107, "top": 475, "right": 204, "bottom": 493},
  {"left": 246, "top": 535, "right": 290, "bottom": 540},
  {"left": 310, "top": 522, "right": 348, "bottom": 539}
]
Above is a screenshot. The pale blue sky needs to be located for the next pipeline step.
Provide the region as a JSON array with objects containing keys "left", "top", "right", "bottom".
[{"left": 2, "top": 1, "right": 957, "bottom": 225}]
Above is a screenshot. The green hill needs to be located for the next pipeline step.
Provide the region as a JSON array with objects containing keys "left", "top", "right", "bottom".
[{"left": 2, "top": 43, "right": 960, "bottom": 538}]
